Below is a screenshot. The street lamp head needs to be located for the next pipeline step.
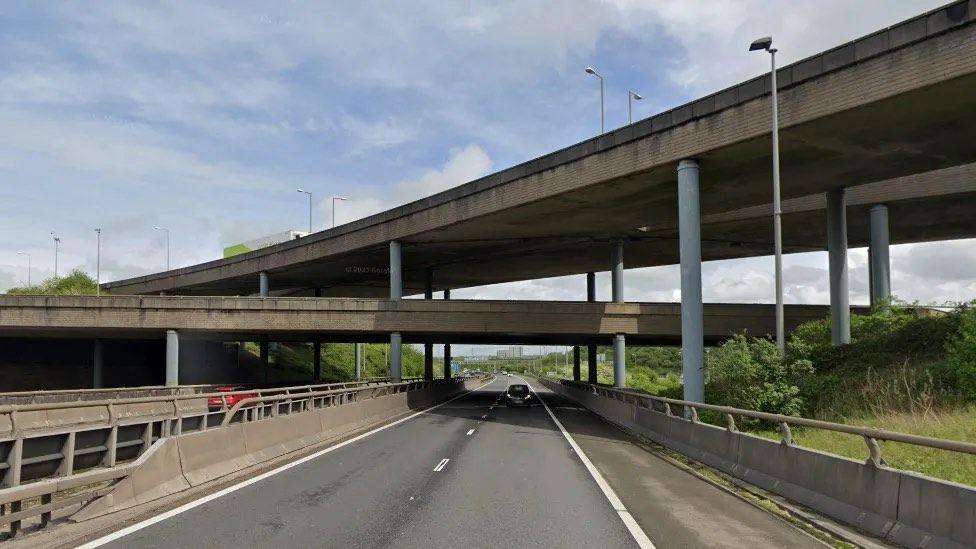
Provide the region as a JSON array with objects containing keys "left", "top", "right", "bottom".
[
  {"left": 749, "top": 36, "right": 773, "bottom": 52},
  {"left": 94, "top": 228, "right": 101, "bottom": 234},
  {"left": 17, "top": 251, "right": 28, "bottom": 256},
  {"left": 630, "top": 91, "right": 643, "bottom": 100},
  {"left": 297, "top": 188, "right": 308, "bottom": 194},
  {"left": 332, "top": 196, "right": 348, "bottom": 201},
  {"left": 584, "top": 66, "right": 602, "bottom": 78}
]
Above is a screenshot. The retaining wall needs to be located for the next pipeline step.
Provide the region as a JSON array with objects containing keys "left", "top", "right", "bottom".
[{"left": 542, "top": 379, "right": 976, "bottom": 549}]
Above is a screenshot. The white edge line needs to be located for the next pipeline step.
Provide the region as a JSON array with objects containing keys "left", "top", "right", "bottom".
[
  {"left": 520, "top": 377, "right": 656, "bottom": 549},
  {"left": 77, "top": 377, "right": 495, "bottom": 549}
]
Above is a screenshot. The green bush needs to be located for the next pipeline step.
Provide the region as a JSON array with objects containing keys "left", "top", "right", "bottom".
[
  {"left": 946, "top": 306, "right": 976, "bottom": 399},
  {"left": 6, "top": 269, "right": 99, "bottom": 295},
  {"left": 706, "top": 334, "right": 813, "bottom": 420}
]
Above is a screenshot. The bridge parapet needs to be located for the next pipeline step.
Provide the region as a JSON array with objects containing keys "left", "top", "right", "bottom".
[{"left": 541, "top": 378, "right": 976, "bottom": 548}]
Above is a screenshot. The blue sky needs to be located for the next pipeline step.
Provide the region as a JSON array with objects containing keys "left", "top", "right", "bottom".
[{"left": 2, "top": 0, "right": 974, "bottom": 315}]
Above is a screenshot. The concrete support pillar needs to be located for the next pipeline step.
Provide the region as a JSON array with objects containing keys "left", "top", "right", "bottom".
[
  {"left": 678, "top": 159, "right": 704, "bottom": 403},
  {"left": 390, "top": 332, "right": 402, "bottom": 381},
  {"left": 611, "top": 241, "right": 624, "bottom": 303},
  {"left": 259, "top": 271, "right": 269, "bottom": 297},
  {"left": 827, "top": 189, "right": 851, "bottom": 345},
  {"left": 389, "top": 241, "right": 402, "bottom": 300},
  {"left": 313, "top": 342, "right": 322, "bottom": 381},
  {"left": 92, "top": 339, "right": 104, "bottom": 389},
  {"left": 354, "top": 343, "right": 363, "bottom": 380},
  {"left": 443, "top": 289, "right": 452, "bottom": 379},
  {"left": 586, "top": 272, "right": 598, "bottom": 383},
  {"left": 869, "top": 204, "right": 891, "bottom": 309},
  {"left": 165, "top": 330, "right": 179, "bottom": 387},
  {"left": 572, "top": 346, "right": 581, "bottom": 381},
  {"left": 423, "top": 268, "right": 434, "bottom": 380},
  {"left": 612, "top": 334, "right": 626, "bottom": 388}
]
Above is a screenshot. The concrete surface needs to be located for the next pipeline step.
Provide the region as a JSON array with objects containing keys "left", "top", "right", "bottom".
[{"left": 75, "top": 377, "right": 821, "bottom": 549}]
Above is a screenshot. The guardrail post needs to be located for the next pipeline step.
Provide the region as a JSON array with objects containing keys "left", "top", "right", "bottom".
[
  {"left": 140, "top": 422, "right": 152, "bottom": 454},
  {"left": 779, "top": 422, "right": 794, "bottom": 446},
  {"left": 103, "top": 425, "right": 118, "bottom": 467},
  {"left": 58, "top": 432, "right": 76, "bottom": 476},
  {"left": 3, "top": 438, "right": 22, "bottom": 488},
  {"left": 689, "top": 407, "right": 699, "bottom": 423},
  {"left": 725, "top": 413, "right": 737, "bottom": 432},
  {"left": 40, "top": 493, "right": 52, "bottom": 528},
  {"left": 864, "top": 436, "right": 885, "bottom": 467},
  {"left": 663, "top": 403, "right": 673, "bottom": 417}
]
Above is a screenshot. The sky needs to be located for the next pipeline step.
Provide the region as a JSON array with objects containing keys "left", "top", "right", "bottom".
[{"left": 2, "top": 0, "right": 974, "bottom": 323}]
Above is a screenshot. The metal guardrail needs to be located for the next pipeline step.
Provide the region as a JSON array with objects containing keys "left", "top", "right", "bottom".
[
  {"left": 552, "top": 378, "right": 976, "bottom": 465},
  {"left": 0, "top": 376, "right": 450, "bottom": 538}
]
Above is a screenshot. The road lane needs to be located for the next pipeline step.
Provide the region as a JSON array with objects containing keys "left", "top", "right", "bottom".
[{"left": 96, "top": 377, "right": 638, "bottom": 549}]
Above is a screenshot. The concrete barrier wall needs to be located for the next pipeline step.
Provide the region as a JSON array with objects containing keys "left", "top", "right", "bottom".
[
  {"left": 543, "top": 380, "right": 976, "bottom": 549},
  {"left": 72, "top": 378, "right": 482, "bottom": 521}
]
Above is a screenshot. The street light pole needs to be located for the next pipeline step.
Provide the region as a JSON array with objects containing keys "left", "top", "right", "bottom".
[
  {"left": 16, "top": 252, "right": 30, "bottom": 287},
  {"left": 331, "top": 196, "right": 348, "bottom": 228},
  {"left": 585, "top": 66, "right": 604, "bottom": 134},
  {"left": 94, "top": 228, "right": 101, "bottom": 296},
  {"left": 297, "top": 189, "right": 313, "bottom": 233},
  {"left": 153, "top": 226, "right": 170, "bottom": 271},
  {"left": 628, "top": 90, "right": 642, "bottom": 124},
  {"left": 50, "top": 232, "right": 60, "bottom": 278},
  {"left": 751, "top": 36, "right": 785, "bottom": 353}
]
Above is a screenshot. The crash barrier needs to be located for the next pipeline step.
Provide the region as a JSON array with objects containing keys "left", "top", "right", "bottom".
[
  {"left": 0, "top": 376, "right": 487, "bottom": 537},
  {"left": 541, "top": 378, "right": 976, "bottom": 549},
  {"left": 0, "top": 377, "right": 418, "bottom": 436}
]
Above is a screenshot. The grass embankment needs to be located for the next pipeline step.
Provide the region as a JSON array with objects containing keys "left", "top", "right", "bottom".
[
  {"left": 240, "top": 341, "right": 432, "bottom": 383},
  {"left": 544, "top": 303, "right": 976, "bottom": 486}
]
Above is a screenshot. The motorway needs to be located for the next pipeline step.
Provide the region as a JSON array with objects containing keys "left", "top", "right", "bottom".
[{"left": 83, "top": 377, "right": 825, "bottom": 548}]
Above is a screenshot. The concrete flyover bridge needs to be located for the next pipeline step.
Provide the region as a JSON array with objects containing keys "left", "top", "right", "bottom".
[{"left": 97, "top": 1, "right": 976, "bottom": 397}]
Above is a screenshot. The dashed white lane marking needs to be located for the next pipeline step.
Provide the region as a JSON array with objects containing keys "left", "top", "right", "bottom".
[
  {"left": 433, "top": 458, "right": 450, "bottom": 472},
  {"left": 481, "top": 414, "right": 488, "bottom": 419},
  {"left": 76, "top": 378, "right": 495, "bottom": 549},
  {"left": 466, "top": 429, "right": 475, "bottom": 436},
  {"left": 519, "top": 377, "right": 657, "bottom": 549}
]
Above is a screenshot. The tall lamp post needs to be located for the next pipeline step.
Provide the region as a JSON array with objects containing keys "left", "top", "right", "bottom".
[
  {"left": 584, "top": 66, "right": 604, "bottom": 134},
  {"left": 628, "top": 90, "right": 642, "bottom": 124},
  {"left": 16, "top": 252, "right": 31, "bottom": 287},
  {"left": 331, "top": 196, "right": 347, "bottom": 228},
  {"left": 94, "top": 228, "right": 101, "bottom": 296},
  {"left": 51, "top": 232, "right": 60, "bottom": 278},
  {"left": 750, "top": 36, "right": 784, "bottom": 353},
  {"left": 153, "top": 226, "right": 170, "bottom": 271},
  {"left": 297, "top": 188, "right": 313, "bottom": 233}
]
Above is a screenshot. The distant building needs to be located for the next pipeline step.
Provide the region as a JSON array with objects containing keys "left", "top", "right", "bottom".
[
  {"left": 223, "top": 230, "right": 309, "bottom": 258},
  {"left": 496, "top": 346, "right": 523, "bottom": 359}
]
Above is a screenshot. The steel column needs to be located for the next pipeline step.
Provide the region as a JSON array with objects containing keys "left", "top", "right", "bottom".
[
  {"left": 827, "top": 189, "right": 850, "bottom": 345},
  {"left": 92, "top": 339, "right": 103, "bottom": 389},
  {"left": 354, "top": 343, "right": 363, "bottom": 380},
  {"left": 260, "top": 339, "right": 269, "bottom": 383},
  {"left": 313, "top": 342, "right": 321, "bottom": 381},
  {"left": 572, "top": 346, "right": 581, "bottom": 381},
  {"left": 165, "top": 329, "right": 179, "bottom": 387},
  {"left": 869, "top": 204, "right": 891, "bottom": 309},
  {"left": 424, "top": 269, "right": 434, "bottom": 380},
  {"left": 586, "top": 272, "right": 598, "bottom": 384},
  {"left": 259, "top": 271, "right": 269, "bottom": 297},
  {"left": 678, "top": 159, "right": 704, "bottom": 403}
]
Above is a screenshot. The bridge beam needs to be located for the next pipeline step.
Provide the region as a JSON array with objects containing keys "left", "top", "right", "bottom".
[
  {"left": 869, "top": 204, "right": 891, "bottom": 309},
  {"left": 586, "top": 272, "right": 598, "bottom": 384},
  {"left": 611, "top": 240, "right": 626, "bottom": 388},
  {"left": 827, "top": 189, "right": 850, "bottom": 345},
  {"left": 165, "top": 329, "right": 179, "bottom": 386},
  {"left": 678, "top": 159, "right": 704, "bottom": 403}
]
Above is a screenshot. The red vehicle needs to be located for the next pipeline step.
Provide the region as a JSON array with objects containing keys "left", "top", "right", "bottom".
[{"left": 207, "top": 386, "right": 259, "bottom": 410}]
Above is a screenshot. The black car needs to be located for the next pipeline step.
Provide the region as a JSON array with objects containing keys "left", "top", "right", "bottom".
[{"left": 504, "top": 384, "right": 534, "bottom": 406}]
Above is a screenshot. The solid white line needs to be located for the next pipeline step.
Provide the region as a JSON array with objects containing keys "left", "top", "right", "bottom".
[
  {"left": 433, "top": 458, "right": 450, "bottom": 472},
  {"left": 519, "top": 377, "right": 657, "bottom": 549},
  {"left": 76, "top": 378, "right": 495, "bottom": 549},
  {"left": 466, "top": 428, "right": 475, "bottom": 436}
]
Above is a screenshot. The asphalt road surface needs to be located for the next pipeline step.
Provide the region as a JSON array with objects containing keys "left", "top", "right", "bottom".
[{"left": 90, "top": 377, "right": 824, "bottom": 549}]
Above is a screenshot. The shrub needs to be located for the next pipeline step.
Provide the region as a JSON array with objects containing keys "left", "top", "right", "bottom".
[
  {"left": 706, "top": 334, "right": 813, "bottom": 420},
  {"left": 946, "top": 306, "right": 976, "bottom": 400},
  {"left": 6, "top": 269, "right": 99, "bottom": 295}
]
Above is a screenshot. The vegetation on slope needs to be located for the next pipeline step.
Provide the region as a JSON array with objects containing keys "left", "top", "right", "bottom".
[{"left": 5, "top": 269, "right": 99, "bottom": 295}]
